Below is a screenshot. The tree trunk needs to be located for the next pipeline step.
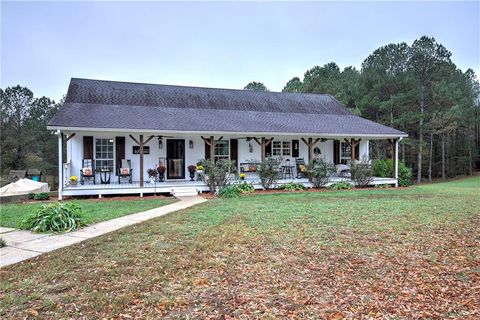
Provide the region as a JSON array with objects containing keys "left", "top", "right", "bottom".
[
  {"left": 417, "top": 91, "right": 425, "bottom": 184},
  {"left": 468, "top": 125, "right": 473, "bottom": 176},
  {"left": 441, "top": 134, "right": 445, "bottom": 180},
  {"left": 428, "top": 132, "right": 433, "bottom": 182}
]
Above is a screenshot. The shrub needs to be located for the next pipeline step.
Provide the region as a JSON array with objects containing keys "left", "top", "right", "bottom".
[
  {"left": 328, "top": 181, "right": 352, "bottom": 190},
  {"left": 306, "top": 159, "right": 334, "bottom": 188},
  {"left": 21, "top": 202, "right": 85, "bottom": 233},
  {"left": 236, "top": 181, "right": 255, "bottom": 194},
  {"left": 28, "top": 193, "right": 36, "bottom": 199},
  {"left": 0, "top": 238, "right": 6, "bottom": 248},
  {"left": 33, "top": 192, "right": 50, "bottom": 201},
  {"left": 257, "top": 158, "right": 279, "bottom": 190},
  {"left": 278, "top": 182, "right": 306, "bottom": 191},
  {"left": 351, "top": 162, "right": 374, "bottom": 188},
  {"left": 200, "top": 159, "right": 236, "bottom": 193},
  {"left": 218, "top": 185, "right": 241, "bottom": 198},
  {"left": 372, "top": 159, "right": 392, "bottom": 178},
  {"left": 398, "top": 162, "right": 413, "bottom": 187},
  {"left": 372, "top": 158, "right": 413, "bottom": 187}
]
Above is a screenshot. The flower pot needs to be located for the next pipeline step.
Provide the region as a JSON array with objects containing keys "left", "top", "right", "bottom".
[
  {"left": 70, "top": 181, "right": 77, "bottom": 186},
  {"left": 149, "top": 177, "right": 155, "bottom": 184},
  {"left": 158, "top": 172, "right": 165, "bottom": 182},
  {"left": 189, "top": 171, "right": 195, "bottom": 181}
]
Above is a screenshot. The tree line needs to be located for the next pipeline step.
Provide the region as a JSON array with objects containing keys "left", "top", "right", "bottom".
[
  {"left": 0, "top": 86, "right": 61, "bottom": 180},
  {"left": 245, "top": 36, "right": 480, "bottom": 182}
]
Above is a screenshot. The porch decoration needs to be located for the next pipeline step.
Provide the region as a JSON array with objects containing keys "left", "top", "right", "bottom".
[
  {"left": 239, "top": 173, "right": 246, "bottom": 180},
  {"left": 187, "top": 165, "right": 197, "bottom": 181},
  {"left": 157, "top": 163, "right": 166, "bottom": 182},
  {"left": 196, "top": 164, "right": 204, "bottom": 181},
  {"left": 70, "top": 175, "right": 78, "bottom": 186},
  {"left": 147, "top": 168, "right": 158, "bottom": 183}
]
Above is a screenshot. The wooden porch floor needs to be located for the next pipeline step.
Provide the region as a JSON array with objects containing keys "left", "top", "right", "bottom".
[{"left": 62, "top": 177, "right": 398, "bottom": 197}]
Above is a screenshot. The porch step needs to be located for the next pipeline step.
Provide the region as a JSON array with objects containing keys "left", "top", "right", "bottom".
[{"left": 171, "top": 187, "right": 199, "bottom": 197}]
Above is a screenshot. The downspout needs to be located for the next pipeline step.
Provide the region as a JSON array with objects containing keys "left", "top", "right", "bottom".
[{"left": 395, "top": 137, "right": 403, "bottom": 187}]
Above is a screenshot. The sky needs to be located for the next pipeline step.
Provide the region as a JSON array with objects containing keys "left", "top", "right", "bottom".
[{"left": 1, "top": 1, "right": 479, "bottom": 101}]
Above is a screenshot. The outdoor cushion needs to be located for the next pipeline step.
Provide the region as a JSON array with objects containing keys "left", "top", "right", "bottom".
[
  {"left": 120, "top": 168, "right": 130, "bottom": 175},
  {"left": 82, "top": 168, "right": 93, "bottom": 176},
  {"left": 299, "top": 164, "right": 306, "bottom": 172}
]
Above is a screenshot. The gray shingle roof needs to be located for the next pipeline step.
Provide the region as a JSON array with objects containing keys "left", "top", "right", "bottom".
[{"left": 48, "top": 78, "right": 407, "bottom": 137}]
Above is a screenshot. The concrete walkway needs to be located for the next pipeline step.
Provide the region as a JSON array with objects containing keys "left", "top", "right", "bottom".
[{"left": 0, "top": 196, "right": 206, "bottom": 268}]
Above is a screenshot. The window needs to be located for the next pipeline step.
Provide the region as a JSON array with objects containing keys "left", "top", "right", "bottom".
[
  {"left": 95, "top": 138, "right": 114, "bottom": 170},
  {"left": 272, "top": 141, "right": 291, "bottom": 156},
  {"left": 214, "top": 140, "right": 229, "bottom": 162},
  {"left": 340, "top": 142, "right": 351, "bottom": 164}
]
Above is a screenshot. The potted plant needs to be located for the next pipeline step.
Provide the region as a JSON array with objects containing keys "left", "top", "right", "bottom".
[
  {"left": 187, "top": 165, "right": 197, "bottom": 181},
  {"left": 70, "top": 175, "right": 78, "bottom": 186},
  {"left": 196, "top": 163, "right": 204, "bottom": 181},
  {"left": 239, "top": 173, "right": 246, "bottom": 181},
  {"left": 147, "top": 168, "right": 158, "bottom": 183},
  {"left": 157, "top": 162, "right": 166, "bottom": 182}
]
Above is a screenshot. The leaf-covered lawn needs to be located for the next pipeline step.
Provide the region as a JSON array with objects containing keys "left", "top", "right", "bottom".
[
  {"left": 1, "top": 177, "right": 479, "bottom": 318},
  {"left": 0, "top": 197, "right": 176, "bottom": 229}
]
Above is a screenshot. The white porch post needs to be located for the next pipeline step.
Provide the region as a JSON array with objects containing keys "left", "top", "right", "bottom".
[
  {"left": 394, "top": 138, "right": 399, "bottom": 187},
  {"left": 57, "top": 130, "right": 63, "bottom": 200}
]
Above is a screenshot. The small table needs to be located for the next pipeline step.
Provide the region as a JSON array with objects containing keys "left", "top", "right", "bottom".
[
  {"left": 281, "top": 165, "right": 295, "bottom": 179},
  {"left": 97, "top": 168, "right": 112, "bottom": 184}
]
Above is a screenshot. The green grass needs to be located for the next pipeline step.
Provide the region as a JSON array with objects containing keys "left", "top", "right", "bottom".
[
  {"left": 0, "top": 197, "right": 176, "bottom": 229},
  {"left": 0, "top": 177, "right": 479, "bottom": 318}
]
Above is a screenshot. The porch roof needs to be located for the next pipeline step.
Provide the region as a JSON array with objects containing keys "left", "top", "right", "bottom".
[{"left": 48, "top": 78, "right": 407, "bottom": 137}]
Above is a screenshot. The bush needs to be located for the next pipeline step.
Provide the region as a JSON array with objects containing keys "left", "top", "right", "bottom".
[
  {"left": 33, "top": 192, "right": 50, "bottom": 200},
  {"left": 0, "top": 238, "right": 6, "bottom": 248},
  {"left": 328, "top": 181, "right": 352, "bottom": 190},
  {"left": 398, "top": 162, "right": 413, "bottom": 187},
  {"left": 28, "top": 192, "right": 36, "bottom": 199},
  {"left": 200, "top": 159, "right": 236, "bottom": 193},
  {"left": 373, "top": 158, "right": 413, "bottom": 187},
  {"left": 21, "top": 202, "right": 85, "bottom": 233},
  {"left": 278, "top": 182, "right": 306, "bottom": 191},
  {"left": 236, "top": 181, "right": 255, "bottom": 194},
  {"left": 372, "top": 159, "right": 392, "bottom": 178},
  {"left": 219, "top": 185, "right": 241, "bottom": 198},
  {"left": 257, "top": 158, "right": 279, "bottom": 190},
  {"left": 306, "top": 159, "right": 334, "bottom": 188},
  {"left": 351, "top": 162, "right": 374, "bottom": 188}
]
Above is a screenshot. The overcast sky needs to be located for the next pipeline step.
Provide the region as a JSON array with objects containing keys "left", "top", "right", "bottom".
[{"left": 1, "top": 1, "right": 479, "bottom": 101}]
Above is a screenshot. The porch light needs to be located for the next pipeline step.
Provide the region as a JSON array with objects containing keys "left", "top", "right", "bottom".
[
  {"left": 189, "top": 140, "right": 194, "bottom": 149},
  {"left": 158, "top": 139, "right": 163, "bottom": 149},
  {"left": 249, "top": 142, "right": 253, "bottom": 153}
]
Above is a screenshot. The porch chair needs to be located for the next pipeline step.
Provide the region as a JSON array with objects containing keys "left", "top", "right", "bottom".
[
  {"left": 295, "top": 158, "right": 307, "bottom": 178},
  {"left": 117, "top": 159, "right": 133, "bottom": 184},
  {"left": 80, "top": 159, "right": 95, "bottom": 185}
]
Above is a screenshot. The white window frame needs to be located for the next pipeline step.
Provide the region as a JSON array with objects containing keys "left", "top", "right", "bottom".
[
  {"left": 214, "top": 140, "right": 230, "bottom": 163},
  {"left": 272, "top": 140, "right": 291, "bottom": 156},
  {"left": 340, "top": 141, "right": 351, "bottom": 164},
  {"left": 94, "top": 137, "right": 115, "bottom": 171}
]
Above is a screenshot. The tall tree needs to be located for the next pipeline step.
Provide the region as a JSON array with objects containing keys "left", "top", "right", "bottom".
[
  {"left": 244, "top": 82, "right": 269, "bottom": 91},
  {"left": 408, "top": 36, "right": 452, "bottom": 183},
  {"left": 282, "top": 77, "right": 303, "bottom": 93}
]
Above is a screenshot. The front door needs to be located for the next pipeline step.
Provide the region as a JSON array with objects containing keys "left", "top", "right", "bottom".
[{"left": 167, "top": 139, "right": 185, "bottom": 179}]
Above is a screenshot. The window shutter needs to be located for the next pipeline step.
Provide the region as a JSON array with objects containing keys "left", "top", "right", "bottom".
[
  {"left": 205, "top": 141, "right": 211, "bottom": 160},
  {"left": 355, "top": 143, "right": 360, "bottom": 160},
  {"left": 115, "top": 136, "right": 125, "bottom": 173},
  {"left": 83, "top": 136, "right": 93, "bottom": 159},
  {"left": 333, "top": 140, "right": 340, "bottom": 164},
  {"left": 292, "top": 140, "right": 299, "bottom": 158},
  {"left": 230, "top": 139, "right": 238, "bottom": 168},
  {"left": 265, "top": 140, "right": 272, "bottom": 157}
]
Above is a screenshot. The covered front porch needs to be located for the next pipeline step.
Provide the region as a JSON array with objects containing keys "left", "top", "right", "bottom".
[{"left": 56, "top": 130, "right": 401, "bottom": 199}]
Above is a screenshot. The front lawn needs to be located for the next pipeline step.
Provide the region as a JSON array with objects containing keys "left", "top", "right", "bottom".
[
  {"left": 0, "top": 197, "right": 176, "bottom": 229},
  {"left": 1, "top": 177, "right": 479, "bottom": 318}
]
